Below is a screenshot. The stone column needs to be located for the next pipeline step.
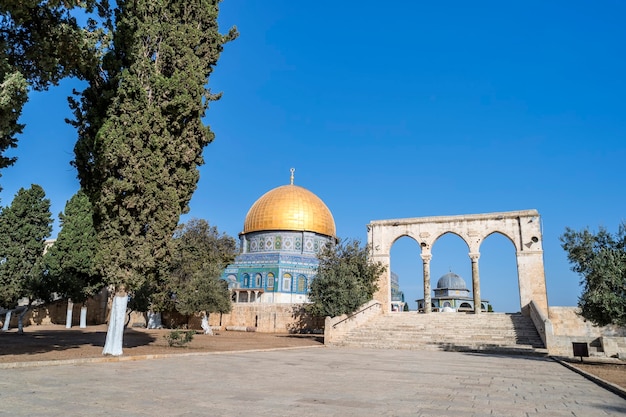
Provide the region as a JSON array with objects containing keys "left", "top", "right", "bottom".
[
  {"left": 469, "top": 252, "right": 481, "bottom": 314},
  {"left": 421, "top": 253, "right": 432, "bottom": 314}
]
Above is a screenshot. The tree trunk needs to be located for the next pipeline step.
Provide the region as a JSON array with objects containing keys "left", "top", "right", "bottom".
[
  {"left": 17, "top": 306, "right": 28, "bottom": 334},
  {"left": 102, "top": 292, "right": 128, "bottom": 356},
  {"left": 66, "top": 299, "right": 74, "bottom": 328},
  {"left": 80, "top": 305, "right": 87, "bottom": 328},
  {"left": 147, "top": 310, "right": 162, "bottom": 329},
  {"left": 201, "top": 312, "right": 213, "bottom": 335},
  {"left": 2, "top": 310, "right": 12, "bottom": 331}
]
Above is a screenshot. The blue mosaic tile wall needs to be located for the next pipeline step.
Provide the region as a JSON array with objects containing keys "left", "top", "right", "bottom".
[{"left": 223, "top": 230, "right": 333, "bottom": 296}]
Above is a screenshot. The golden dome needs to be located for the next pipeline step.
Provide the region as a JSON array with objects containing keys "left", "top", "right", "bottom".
[{"left": 243, "top": 184, "right": 336, "bottom": 237}]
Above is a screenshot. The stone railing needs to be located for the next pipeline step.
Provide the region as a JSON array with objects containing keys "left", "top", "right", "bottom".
[
  {"left": 324, "top": 300, "right": 382, "bottom": 345},
  {"left": 529, "top": 299, "right": 553, "bottom": 350}
]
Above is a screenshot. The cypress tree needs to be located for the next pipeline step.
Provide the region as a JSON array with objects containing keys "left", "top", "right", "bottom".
[
  {"left": 70, "top": 0, "right": 236, "bottom": 353},
  {"left": 43, "top": 190, "right": 101, "bottom": 303},
  {"left": 0, "top": 185, "right": 53, "bottom": 309}
]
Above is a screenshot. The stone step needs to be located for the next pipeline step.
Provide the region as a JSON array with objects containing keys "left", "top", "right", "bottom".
[{"left": 332, "top": 312, "right": 546, "bottom": 355}]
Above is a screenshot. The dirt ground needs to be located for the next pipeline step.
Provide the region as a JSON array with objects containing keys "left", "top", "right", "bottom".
[
  {"left": 0, "top": 324, "right": 323, "bottom": 364},
  {"left": 1, "top": 325, "right": 625, "bottom": 392},
  {"left": 563, "top": 360, "right": 626, "bottom": 391}
]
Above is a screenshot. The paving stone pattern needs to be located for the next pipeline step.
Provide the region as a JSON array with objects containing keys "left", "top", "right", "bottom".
[{"left": 1, "top": 347, "right": 625, "bottom": 416}]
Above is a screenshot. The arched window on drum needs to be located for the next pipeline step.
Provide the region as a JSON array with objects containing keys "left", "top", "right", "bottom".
[
  {"left": 297, "top": 275, "right": 306, "bottom": 293},
  {"left": 282, "top": 273, "right": 292, "bottom": 292}
]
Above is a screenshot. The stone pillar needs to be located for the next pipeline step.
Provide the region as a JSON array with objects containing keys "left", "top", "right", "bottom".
[
  {"left": 247, "top": 290, "right": 251, "bottom": 303},
  {"left": 421, "top": 253, "right": 432, "bottom": 314},
  {"left": 516, "top": 250, "right": 548, "bottom": 316},
  {"left": 371, "top": 254, "right": 391, "bottom": 313},
  {"left": 469, "top": 252, "right": 481, "bottom": 314}
]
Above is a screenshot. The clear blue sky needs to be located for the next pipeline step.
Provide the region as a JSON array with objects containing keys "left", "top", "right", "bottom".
[{"left": 2, "top": 1, "right": 624, "bottom": 312}]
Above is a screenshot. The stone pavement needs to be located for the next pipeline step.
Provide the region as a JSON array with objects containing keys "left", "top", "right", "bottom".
[{"left": 1, "top": 346, "right": 625, "bottom": 417}]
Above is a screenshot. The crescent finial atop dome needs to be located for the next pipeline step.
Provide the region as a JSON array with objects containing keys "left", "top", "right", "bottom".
[{"left": 290, "top": 167, "right": 295, "bottom": 185}]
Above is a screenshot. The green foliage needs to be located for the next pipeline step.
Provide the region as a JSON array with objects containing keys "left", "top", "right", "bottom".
[
  {"left": 0, "top": 184, "right": 53, "bottom": 307},
  {"left": 560, "top": 223, "right": 626, "bottom": 326},
  {"left": 166, "top": 218, "right": 236, "bottom": 316},
  {"left": 70, "top": 1, "right": 237, "bottom": 293},
  {"left": 0, "top": 59, "right": 27, "bottom": 177},
  {"left": 42, "top": 190, "right": 102, "bottom": 303},
  {"left": 403, "top": 303, "right": 409, "bottom": 312},
  {"left": 0, "top": 0, "right": 107, "bottom": 181},
  {"left": 308, "top": 239, "right": 386, "bottom": 318},
  {"left": 164, "top": 329, "right": 195, "bottom": 347}
]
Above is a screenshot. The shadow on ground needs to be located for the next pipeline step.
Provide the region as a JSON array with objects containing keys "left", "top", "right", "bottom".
[{"left": 0, "top": 327, "right": 156, "bottom": 358}]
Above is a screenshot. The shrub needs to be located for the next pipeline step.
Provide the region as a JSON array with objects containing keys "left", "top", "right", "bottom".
[{"left": 164, "top": 330, "right": 195, "bottom": 347}]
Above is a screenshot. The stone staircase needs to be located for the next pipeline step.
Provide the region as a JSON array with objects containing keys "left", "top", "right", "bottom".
[{"left": 330, "top": 312, "right": 547, "bottom": 355}]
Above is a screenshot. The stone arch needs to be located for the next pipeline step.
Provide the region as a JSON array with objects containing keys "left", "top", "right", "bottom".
[
  {"left": 389, "top": 235, "right": 421, "bottom": 310},
  {"left": 479, "top": 231, "right": 520, "bottom": 312},
  {"left": 431, "top": 231, "right": 471, "bottom": 251},
  {"left": 388, "top": 233, "right": 421, "bottom": 253},
  {"left": 367, "top": 210, "right": 547, "bottom": 316}
]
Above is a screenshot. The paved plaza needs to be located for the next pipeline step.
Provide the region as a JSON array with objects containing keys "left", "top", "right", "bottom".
[{"left": 1, "top": 346, "right": 625, "bottom": 416}]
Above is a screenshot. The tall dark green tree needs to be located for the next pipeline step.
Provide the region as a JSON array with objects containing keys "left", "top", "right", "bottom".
[
  {"left": 308, "top": 239, "right": 386, "bottom": 318},
  {"left": 0, "top": 0, "right": 106, "bottom": 184},
  {"left": 69, "top": 0, "right": 236, "bottom": 353},
  {"left": 43, "top": 190, "right": 101, "bottom": 303},
  {"left": 0, "top": 184, "right": 53, "bottom": 309},
  {"left": 167, "top": 218, "right": 236, "bottom": 320},
  {"left": 561, "top": 223, "right": 626, "bottom": 327}
]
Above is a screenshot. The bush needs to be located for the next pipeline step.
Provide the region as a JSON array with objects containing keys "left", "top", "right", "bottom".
[{"left": 164, "top": 330, "right": 195, "bottom": 347}]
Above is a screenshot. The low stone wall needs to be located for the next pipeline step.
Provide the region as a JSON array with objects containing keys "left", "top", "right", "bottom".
[
  {"left": 126, "top": 303, "right": 324, "bottom": 334},
  {"left": 206, "top": 304, "right": 324, "bottom": 333},
  {"left": 2, "top": 296, "right": 323, "bottom": 334},
  {"left": 0, "top": 291, "right": 110, "bottom": 328},
  {"left": 547, "top": 306, "right": 626, "bottom": 357}
]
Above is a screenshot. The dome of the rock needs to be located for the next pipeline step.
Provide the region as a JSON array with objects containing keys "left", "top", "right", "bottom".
[
  {"left": 243, "top": 184, "right": 336, "bottom": 237},
  {"left": 224, "top": 170, "right": 337, "bottom": 304}
]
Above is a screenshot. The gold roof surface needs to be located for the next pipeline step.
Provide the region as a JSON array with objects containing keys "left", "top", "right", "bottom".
[{"left": 243, "top": 184, "right": 336, "bottom": 237}]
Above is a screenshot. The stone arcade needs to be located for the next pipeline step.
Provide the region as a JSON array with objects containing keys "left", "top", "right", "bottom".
[{"left": 367, "top": 210, "right": 548, "bottom": 316}]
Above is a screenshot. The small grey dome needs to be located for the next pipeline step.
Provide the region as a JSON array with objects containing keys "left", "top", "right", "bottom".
[{"left": 436, "top": 272, "right": 467, "bottom": 290}]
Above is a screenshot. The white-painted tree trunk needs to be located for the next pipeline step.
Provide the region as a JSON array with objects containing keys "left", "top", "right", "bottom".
[
  {"left": 2, "top": 310, "right": 12, "bottom": 331},
  {"left": 66, "top": 299, "right": 74, "bottom": 328},
  {"left": 147, "top": 310, "right": 162, "bottom": 329},
  {"left": 201, "top": 313, "right": 213, "bottom": 335},
  {"left": 17, "top": 306, "right": 28, "bottom": 334},
  {"left": 80, "top": 306, "right": 87, "bottom": 328},
  {"left": 102, "top": 294, "right": 128, "bottom": 356}
]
